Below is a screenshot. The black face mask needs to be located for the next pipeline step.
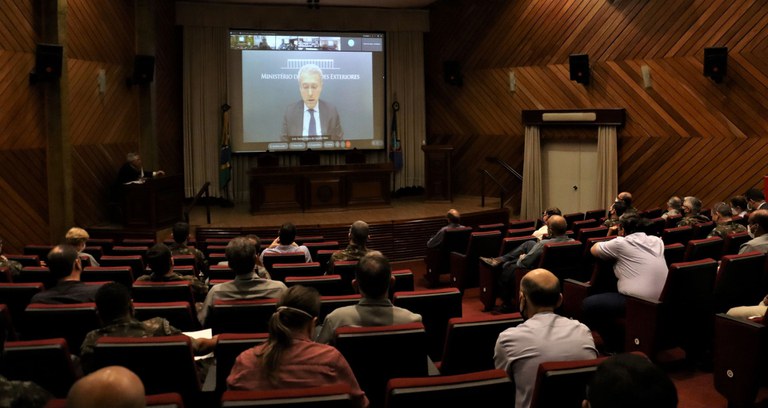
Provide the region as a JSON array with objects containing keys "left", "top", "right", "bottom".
[{"left": 519, "top": 295, "right": 528, "bottom": 320}]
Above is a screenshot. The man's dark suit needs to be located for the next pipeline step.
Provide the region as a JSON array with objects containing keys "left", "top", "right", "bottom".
[{"left": 281, "top": 100, "right": 343, "bottom": 142}]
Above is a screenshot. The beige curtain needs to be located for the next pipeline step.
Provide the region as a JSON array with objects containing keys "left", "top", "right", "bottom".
[
  {"left": 521, "top": 126, "right": 542, "bottom": 220},
  {"left": 182, "top": 26, "right": 229, "bottom": 197},
  {"left": 597, "top": 126, "right": 618, "bottom": 210},
  {"left": 387, "top": 31, "right": 426, "bottom": 189}
]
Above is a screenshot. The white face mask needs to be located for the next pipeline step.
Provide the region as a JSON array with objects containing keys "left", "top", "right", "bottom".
[{"left": 749, "top": 225, "right": 756, "bottom": 239}]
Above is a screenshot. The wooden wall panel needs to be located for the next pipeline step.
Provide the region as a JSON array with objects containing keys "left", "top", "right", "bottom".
[
  {"left": 154, "top": 0, "right": 183, "bottom": 177},
  {"left": 426, "top": 0, "right": 768, "bottom": 213}
]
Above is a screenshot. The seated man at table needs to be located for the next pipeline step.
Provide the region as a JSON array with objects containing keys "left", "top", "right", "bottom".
[{"left": 116, "top": 152, "right": 164, "bottom": 185}]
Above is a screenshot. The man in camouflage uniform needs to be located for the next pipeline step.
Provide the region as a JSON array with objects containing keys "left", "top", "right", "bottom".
[
  {"left": 136, "top": 244, "right": 208, "bottom": 302},
  {"left": 661, "top": 196, "right": 683, "bottom": 220},
  {"left": 329, "top": 220, "right": 373, "bottom": 272},
  {"left": 603, "top": 200, "right": 628, "bottom": 236},
  {"left": 168, "top": 221, "right": 208, "bottom": 280},
  {"left": 708, "top": 202, "right": 746, "bottom": 239},
  {"left": 80, "top": 282, "right": 217, "bottom": 374},
  {"left": 616, "top": 191, "right": 638, "bottom": 217},
  {"left": 677, "top": 196, "right": 711, "bottom": 227}
]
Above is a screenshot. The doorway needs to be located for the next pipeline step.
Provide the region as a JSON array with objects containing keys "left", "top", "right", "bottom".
[{"left": 541, "top": 140, "right": 598, "bottom": 214}]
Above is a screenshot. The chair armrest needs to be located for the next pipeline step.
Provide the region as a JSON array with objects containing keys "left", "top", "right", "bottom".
[
  {"left": 624, "top": 294, "right": 663, "bottom": 358},
  {"left": 562, "top": 278, "right": 592, "bottom": 320},
  {"left": 713, "top": 313, "right": 767, "bottom": 407},
  {"left": 425, "top": 248, "right": 440, "bottom": 276}
]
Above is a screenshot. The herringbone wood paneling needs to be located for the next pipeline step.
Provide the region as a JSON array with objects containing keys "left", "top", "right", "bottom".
[{"left": 426, "top": 0, "right": 768, "bottom": 212}]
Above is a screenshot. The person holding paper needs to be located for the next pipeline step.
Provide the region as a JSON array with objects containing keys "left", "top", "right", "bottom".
[{"left": 116, "top": 152, "right": 164, "bottom": 184}]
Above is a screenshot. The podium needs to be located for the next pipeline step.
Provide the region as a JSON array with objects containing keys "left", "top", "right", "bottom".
[
  {"left": 422, "top": 145, "right": 454, "bottom": 202},
  {"left": 122, "top": 174, "right": 183, "bottom": 228}
]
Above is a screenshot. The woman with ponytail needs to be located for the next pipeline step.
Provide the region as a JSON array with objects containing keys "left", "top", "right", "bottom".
[{"left": 226, "top": 285, "right": 368, "bottom": 407}]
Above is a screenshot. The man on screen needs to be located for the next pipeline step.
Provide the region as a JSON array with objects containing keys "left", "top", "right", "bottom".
[{"left": 282, "top": 64, "right": 343, "bottom": 141}]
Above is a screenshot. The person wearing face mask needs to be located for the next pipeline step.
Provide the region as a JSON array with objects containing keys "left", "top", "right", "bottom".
[
  {"left": 707, "top": 202, "right": 746, "bottom": 239},
  {"left": 744, "top": 188, "right": 768, "bottom": 212},
  {"left": 739, "top": 209, "right": 768, "bottom": 254},
  {"left": 493, "top": 268, "right": 597, "bottom": 408}
]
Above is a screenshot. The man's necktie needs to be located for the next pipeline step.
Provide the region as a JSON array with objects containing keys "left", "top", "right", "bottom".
[{"left": 308, "top": 109, "right": 317, "bottom": 136}]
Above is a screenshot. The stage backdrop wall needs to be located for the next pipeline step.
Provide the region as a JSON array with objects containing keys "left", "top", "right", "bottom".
[{"left": 425, "top": 0, "right": 768, "bottom": 214}]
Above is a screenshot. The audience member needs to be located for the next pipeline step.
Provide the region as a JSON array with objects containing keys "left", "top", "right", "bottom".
[
  {"left": 532, "top": 207, "right": 561, "bottom": 241},
  {"left": 29, "top": 245, "right": 99, "bottom": 304},
  {"left": 167, "top": 221, "right": 208, "bottom": 279},
  {"left": 481, "top": 215, "right": 573, "bottom": 313},
  {"left": 136, "top": 244, "right": 207, "bottom": 302},
  {"left": 739, "top": 209, "right": 768, "bottom": 254},
  {"left": 260, "top": 223, "right": 312, "bottom": 262},
  {"left": 329, "top": 220, "right": 373, "bottom": 271},
  {"left": 217, "top": 235, "right": 271, "bottom": 279},
  {"left": 80, "top": 282, "right": 217, "bottom": 374},
  {"left": 0, "top": 327, "right": 52, "bottom": 408},
  {"left": 426, "top": 209, "right": 463, "bottom": 249},
  {"left": 315, "top": 252, "right": 421, "bottom": 344},
  {"left": 661, "top": 196, "right": 683, "bottom": 220},
  {"left": 65, "top": 227, "right": 99, "bottom": 267},
  {"left": 677, "top": 196, "right": 710, "bottom": 227},
  {"left": 116, "top": 152, "right": 164, "bottom": 185},
  {"left": 227, "top": 285, "right": 368, "bottom": 408},
  {"left": 0, "top": 237, "right": 22, "bottom": 279},
  {"left": 603, "top": 200, "right": 628, "bottom": 235},
  {"left": 584, "top": 217, "right": 667, "bottom": 350},
  {"left": 745, "top": 188, "right": 768, "bottom": 211},
  {"left": 616, "top": 191, "right": 638, "bottom": 216},
  {"left": 730, "top": 195, "right": 749, "bottom": 218},
  {"left": 708, "top": 202, "right": 746, "bottom": 239},
  {"left": 66, "top": 366, "right": 145, "bottom": 408},
  {"left": 584, "top": 353, "right": 678, "bottom": 408},
  {"left": 199, "top": 236, "right": 287, "bottom": 326},
  {"left": 494, "top": 268, "right": 597, "bottom": 408}
]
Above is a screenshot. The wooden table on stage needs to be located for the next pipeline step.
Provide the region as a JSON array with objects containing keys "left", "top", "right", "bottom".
[
  {"left": 248, "top": 163, "right": 393, "bottom": 213},
  {"left": 122, "top": 174, "right": 184, "bottom": 228}
]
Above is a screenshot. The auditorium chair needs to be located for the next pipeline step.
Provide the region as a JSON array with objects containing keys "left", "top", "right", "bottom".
[
  {"left": 295, "top": 235, "right": 325, "bottom": 245},
  {"left": 208, "top": 252, "right": 227, "bottom": 265},
  {"left": 647, "top": 217, "right": 667, "bottom": 236},
  {"left": 661, "top": 225, "right": 694, "bottom": 246},
  {"left": 214, "top": 332, "right": 268, "bottom": 393},
  {"left": 209, "top": 298, "right": 278, "bottom": 334},
  {"left": 87, "top": 238, "right": 115, "bottom": 254},
  {"left": 1, "top": 337, "right": 80, "bottom": 397},
  {"left": 333, "top": 323, "right": 428, "bottom": 408},
  {"left": 132, "top": 281, "right": 195, "bottom": 306},
  {"left": 172, "top": 253, "right": 197, "bottom": 268},
  {"left": 319, "top": 294, "right": 361, "bottom": 324},
  {"left": 391, "top": 269, "right": 415, "bottom": 297},
  {"left": 83, "top": 246, "right": 103, "bottom": 263},
  {"left": 733, "top": 215, "right": 749, "bottom": 227},
  {"left": 664, "top": 213, "right": 683, "bottom": 228},
  {"left": 663, "top": 243, "right": 686, "bottom": 267},
  {"left": 222, "top": 385, "right": 354, "bottom": 408},
  {"left": 285, "top": 274, "right": 345, "bottom": 296},
  {"left": 576, "top": 226, "right": 609, "bottom": 244},
  {"left": 99, "top": 255, "right": 145, "bottom": 279},
  {"left": 315, "top": 249, "right": 336, "bottom": 274},
  {"left": 713, "top": 251, "right": 767, "bottom": 313},
  {"left": 23, "top": 244, "right": 53, "bottom": 264},
  {"left": 449, "top": 230, "right": 502, "bottom": 292},
  {"left": 563, "top": 212, "right": 585, "bottom": 230},
  {"left": 0, "top": 304, "right": 15, "bottom": 340},
  {"left": 529, "top": 356, "right": 608, "bottom": 408},
  {"left": 208, "top": 265, "right": 235, "bottom": 281},
  {"left": 476, "top": 222, "right": 506, "bottom": 235},
  {"left": 437, "top": 313, "right": 523, "bottom": 375},
  {"left": 713, "top": 312, "right": 766, "bottom": 408},
  {"left": 4, "top": 254, "right": 41, "bottom": 267},
  {"left": 262, "top": 252, "right": 306, "bottom": 275},
  {"left": 109, "top": 245, "right": 150, "bottom": 258},
  {"left": 723, "top": 231, "right": 751, "bottom": 256},
  {"left": 624, "top": 258, "right": 718, "bottom": 362},
  {"left": 81, "top": 266, "right": 134, "bottom": 288},
  {"left": 0, "top": 282, "right": 43, "bottom": 332},
  {"left": 509, "top": 241, "right": 586, "bottom": 309},
  {"left": 683, "top": 236, "right": 724, "bottom": 262},
  {"left": 203, "top": 244, "right": 227, "bottom": 259},
  {"left": 571, "top": 219, "right": 599, "bottom": 235},
  {"left": 478, "top": 236, "right": 537, "bottom": 310},
  {"left": 134, "top": 301, "right": 200, "bottom": 331},
  {"left": 92, "top": 335, "right": 205, "bottom": 406},
  {"left": 199, "top": 237, "right": 235, "bottom": 256},
  {"left": 23, "top": 303, "right": 100, "bottom": 355},
  {"left": 562, "top": 258, "right": 618, "bottom": 321},
  {"left": 584, "top": 209, "right": 606, "bottom": 221},
  {"left": 270, "top": 262, "right": 322, "bottom": 282},
  {"left": 304, "top": 241, "right": 340, "bottom": 261},
  {"left": 640, "top": 207, "right": 664, "bottom": 219},
  {"left": 506, "top": 227, "right": 536, "bottom": 237},
  {"left": 692, "top": 220, "right": 717, "bottom": 240},
  {"left": 424, "top": 226, "right": 472, "bottom": 287},
  {"left": 16, "top": 266, "right": 54, "bottom": 288},
  {"left": 392, "top": 288, "right": 462, "bottom": 361},
  {"left": 0, "top": 267, "right": 10, "bottom": 283},
  {"left": 47, "top": 393, "right": 186, "bottom": 408},
  {"left": 385, "top": 369, "right": 513, "bottom": 408},
  {"left": 508, "top": 219, "right": 536, "bottom": 229},
  {"left": 327, "top": 260, "right": 358, "bottom": 293}
]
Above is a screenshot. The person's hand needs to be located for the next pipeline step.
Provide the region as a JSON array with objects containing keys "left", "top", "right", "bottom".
[
  {"left": 0, "top": 255, "right": 7, "bottom": 263},
  {"left": 269, "top": 237, "right": 281, "bottom": 248},
  {"left": 152, "top": 170, "right": 165, "bottom": 177}
]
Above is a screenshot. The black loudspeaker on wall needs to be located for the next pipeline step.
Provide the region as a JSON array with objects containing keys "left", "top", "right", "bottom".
[
  {"left": 569, "top": 54, "right": 590, "bottom": 85},
  {"left": 127, "top": 55, "right": 155, "bottom": 86},
  {"left": 29, "top": 43, "right": 63, "bottom": 84},
  {"left": 704, "top": 47, "right": 727, "bottom": 83},
  {"left": 443, "top": 61, "right": 463, "bottom": 86}
]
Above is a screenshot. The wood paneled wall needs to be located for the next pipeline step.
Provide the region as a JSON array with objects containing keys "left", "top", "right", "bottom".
[
  {"left": 0, "top": 0, "right": 181, "bottom": 253},
  {"left": 425, "top": 0, "right": 768, "bottom": 214}
]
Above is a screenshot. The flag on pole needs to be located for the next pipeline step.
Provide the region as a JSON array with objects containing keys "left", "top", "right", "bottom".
[
  {"left": 219, "top": 104, "right": 232, "bottom": 189},
  {"left": 390, "top": 101, "right": 403, "bottom": 171}
]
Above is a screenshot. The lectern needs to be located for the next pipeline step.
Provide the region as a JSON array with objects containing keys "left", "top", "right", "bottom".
[
  {"left": 122, "top": 174, "right": 183, "bottom": 228},
  {"left": 422, "top": 145, "right": 453, "bottom": 202}
]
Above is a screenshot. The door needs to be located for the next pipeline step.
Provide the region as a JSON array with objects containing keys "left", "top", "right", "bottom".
[{"left": 541, "top": 140, "right": 598, "bottom": 214}]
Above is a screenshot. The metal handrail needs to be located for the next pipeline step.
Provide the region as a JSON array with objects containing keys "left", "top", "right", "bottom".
[
  {"left": 184, "top": 182, "right": 211, "bottom": 224},
  {"left": 479, "top": 169, "right": 508, "bottom": 208},
  {"left": 486, "top": 157, "right": 523, "bottom": 181}
]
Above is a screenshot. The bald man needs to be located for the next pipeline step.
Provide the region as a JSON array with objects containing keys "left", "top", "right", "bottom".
[
  {"left": 494, "top": 269, "right": 597, "bottom": 408},
  {"left": 67, "top": 366, "right": 145, "bottom": 408},
  {"left": 330, "top": 220, "right": 374, "bottom": 268},
  {"left": 616, "top": 191, "right": 638, "bottom": 216},
  {"left": 482, "top": 215, "right": 574, "bottom": 313},
  {"left": 426, "top": 209, "right": 463, "bottom": 249}
]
